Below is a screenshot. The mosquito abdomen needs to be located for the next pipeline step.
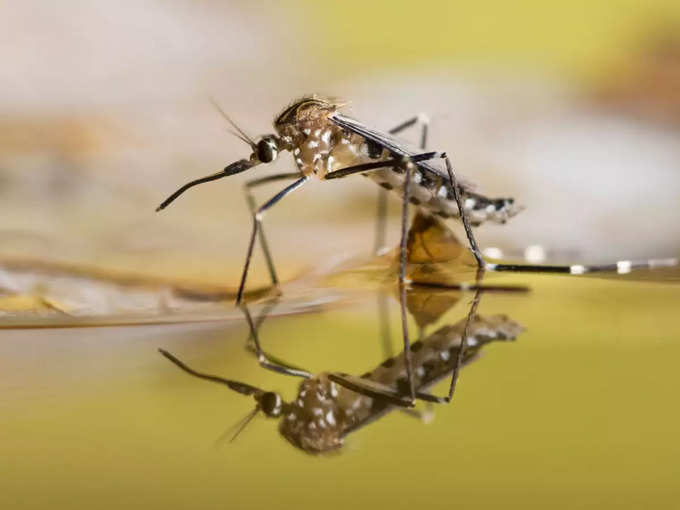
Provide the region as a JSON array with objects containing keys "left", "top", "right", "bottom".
[{"left": 363, "top": 168, "right": 522, "bottom": 225}]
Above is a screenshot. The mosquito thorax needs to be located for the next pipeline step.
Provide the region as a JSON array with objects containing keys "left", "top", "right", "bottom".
[
  {"left": 278, "top": 375, "right": 347, "bottom": 453},
  {"left": 259, "top": 391, "right": 283, "bottom": 417}
]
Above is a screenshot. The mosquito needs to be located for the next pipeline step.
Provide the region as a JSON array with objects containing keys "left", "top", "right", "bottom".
[
  {"left": 156, "top": 95, "right": 521, "bottom": 296},
  {"left": 158, "top": 292, "right": 525, "bottom": 454}
]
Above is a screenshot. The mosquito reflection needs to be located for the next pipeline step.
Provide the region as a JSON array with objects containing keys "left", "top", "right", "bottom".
[
  {"left": 159, "top": 281, "right": 525, "bottom": 454},
  {"left": 159, "top": 212, "right": 530, "bottom": 453}
]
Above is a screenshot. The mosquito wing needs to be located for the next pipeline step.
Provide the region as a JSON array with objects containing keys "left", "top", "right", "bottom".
[{"left": 329, "top": 112, "right": 477, "bottom": 192}]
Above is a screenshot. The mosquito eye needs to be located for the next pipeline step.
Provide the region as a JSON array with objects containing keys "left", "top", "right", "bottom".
[
  {"left": 257, "top": 139, "right": 277, "bottom": 163},
  {"left": 260, "top": 392, "right": 282, "bottom": 416}
]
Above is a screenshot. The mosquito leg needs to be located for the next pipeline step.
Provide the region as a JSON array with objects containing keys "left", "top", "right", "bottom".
[
  {"left": 249, "top": 298, "right": 280, "bottom": 339},
  {"left": 243, "top": 173, "right": 301, "bottom": 292},
  {"left": 399, "top": 160, "right": 414, "bottom": 286},
  {"left": 403, "top": 286, "right": 484, "bottom": 405},
  {"left": 372, "top": 114, "right": 430, "bottom": 255},
  {"left": 328, "top": 160, "right": 423, "bottom": 405},
  {"left": 243, "top": 297, "right": 278, "bottom": 349},
  {"left": 374, "top": 188, "right": 389, "bottom": 255},
  {"left": 388, "top": 113, "right": 430, "bottom": 150},
  {"left": 326, "top": 372, "right": 414, "bottom": 407},
  {"left": 377, "top": 290, "right": 393, "bottom": 358},
  {"left": 488, "top": 257, "right": 678, "bottom": 275},
  {"left": 399, "top": 406, "right": 435, "bottom": 423},
  {"left": 236, "top": 176, "right": 309, "bottom": 305},
  {"left": 446, "top": 284, "right": 483, "bottom": 402},
  {"left": 443, "top": 154, "right": 486, "bottom": 268},
  {"left": 398, "top": 160, "right": 416, "bottom": 405},
  {"left": 325, "top": 152, "right": 444, "bottom": 180},
  {"left": 240, "top": 303, "right": 312, "bottom": 379}
]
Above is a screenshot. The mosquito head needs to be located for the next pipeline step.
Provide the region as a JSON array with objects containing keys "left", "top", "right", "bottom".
[
  {"left": 257, "top": 391, "right": 285, "bottom": 417},
  {"left": 158, "top": 348, "right": 291, "bottom": 443},
  {"left": 253, "top": 135, "right": 281, "bottom": 164},
  {"left": 155, "top": 101, "right": 292, "bottom": 212}
]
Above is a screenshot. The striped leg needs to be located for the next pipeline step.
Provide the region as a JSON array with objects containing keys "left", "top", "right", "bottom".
[
  {"left": 243, "top": 173, "right": 301, "bottom": 296},
  {"left": 237, "top": 177, "right": 309, "bottom": 304},
  {"left": 443, "top": 154, "right": 485, "bottom": 268},
  {"left": 240, "top": 303, "right": 313, "bottom": 379},
  {"left": 399, "top": 159, "right": 417, "bottom": 405},
  {"left": 373, "top": 114, "right": 430, "bottom": 255}
]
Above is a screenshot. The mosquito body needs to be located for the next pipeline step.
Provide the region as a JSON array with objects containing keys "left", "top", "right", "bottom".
[
  {"left": 157, "top": 95, "right": 521, "bottom": 306},
  {"left": 276, "top": 98, "right": 520, "bottom": 225},
  {"left": 159, "top": 312, "right": 524, "bottom": 454}
]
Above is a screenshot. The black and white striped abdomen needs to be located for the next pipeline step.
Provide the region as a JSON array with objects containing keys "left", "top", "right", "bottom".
[
  {"left": 366, "top": 314, "right": 524, "bottom": 392},
  {"left": 364, "top": 167, "right": 523, "bottom": 226}
]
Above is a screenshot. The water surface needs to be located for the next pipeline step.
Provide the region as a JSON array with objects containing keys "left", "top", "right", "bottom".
[{"left": 2, "top": 268, "right": 679, "bottom": 509}]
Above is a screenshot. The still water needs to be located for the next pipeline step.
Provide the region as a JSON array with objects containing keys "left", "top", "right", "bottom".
[{"left": 2, "top": 263, "right": 679, "bottom": 509}]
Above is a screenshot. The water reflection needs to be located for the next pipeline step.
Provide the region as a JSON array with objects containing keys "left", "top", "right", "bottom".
[
  {"left": 156, "top": 211, "right": 675, "bottom": 454},
  {"left": 160, "top": 288, "right": 524, "bottom": 454},
  {"left": 279, "top": 305, "right": 524, "bottom": 453},
  {"left": 159, "top": 212, "right": 528, "bottom": 454}
]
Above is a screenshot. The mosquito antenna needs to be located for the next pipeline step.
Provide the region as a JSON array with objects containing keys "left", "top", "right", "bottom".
[
  {"left": 214, "top": 405, "right": 261, "bottom": 447},
  {"left": 209, "top": 97, "right": 256, "bottom": 149}
]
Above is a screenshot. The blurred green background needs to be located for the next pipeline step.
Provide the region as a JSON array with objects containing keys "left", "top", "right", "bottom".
[{"left": 300, "top": 0, "right": 680, "bottom": 79}]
